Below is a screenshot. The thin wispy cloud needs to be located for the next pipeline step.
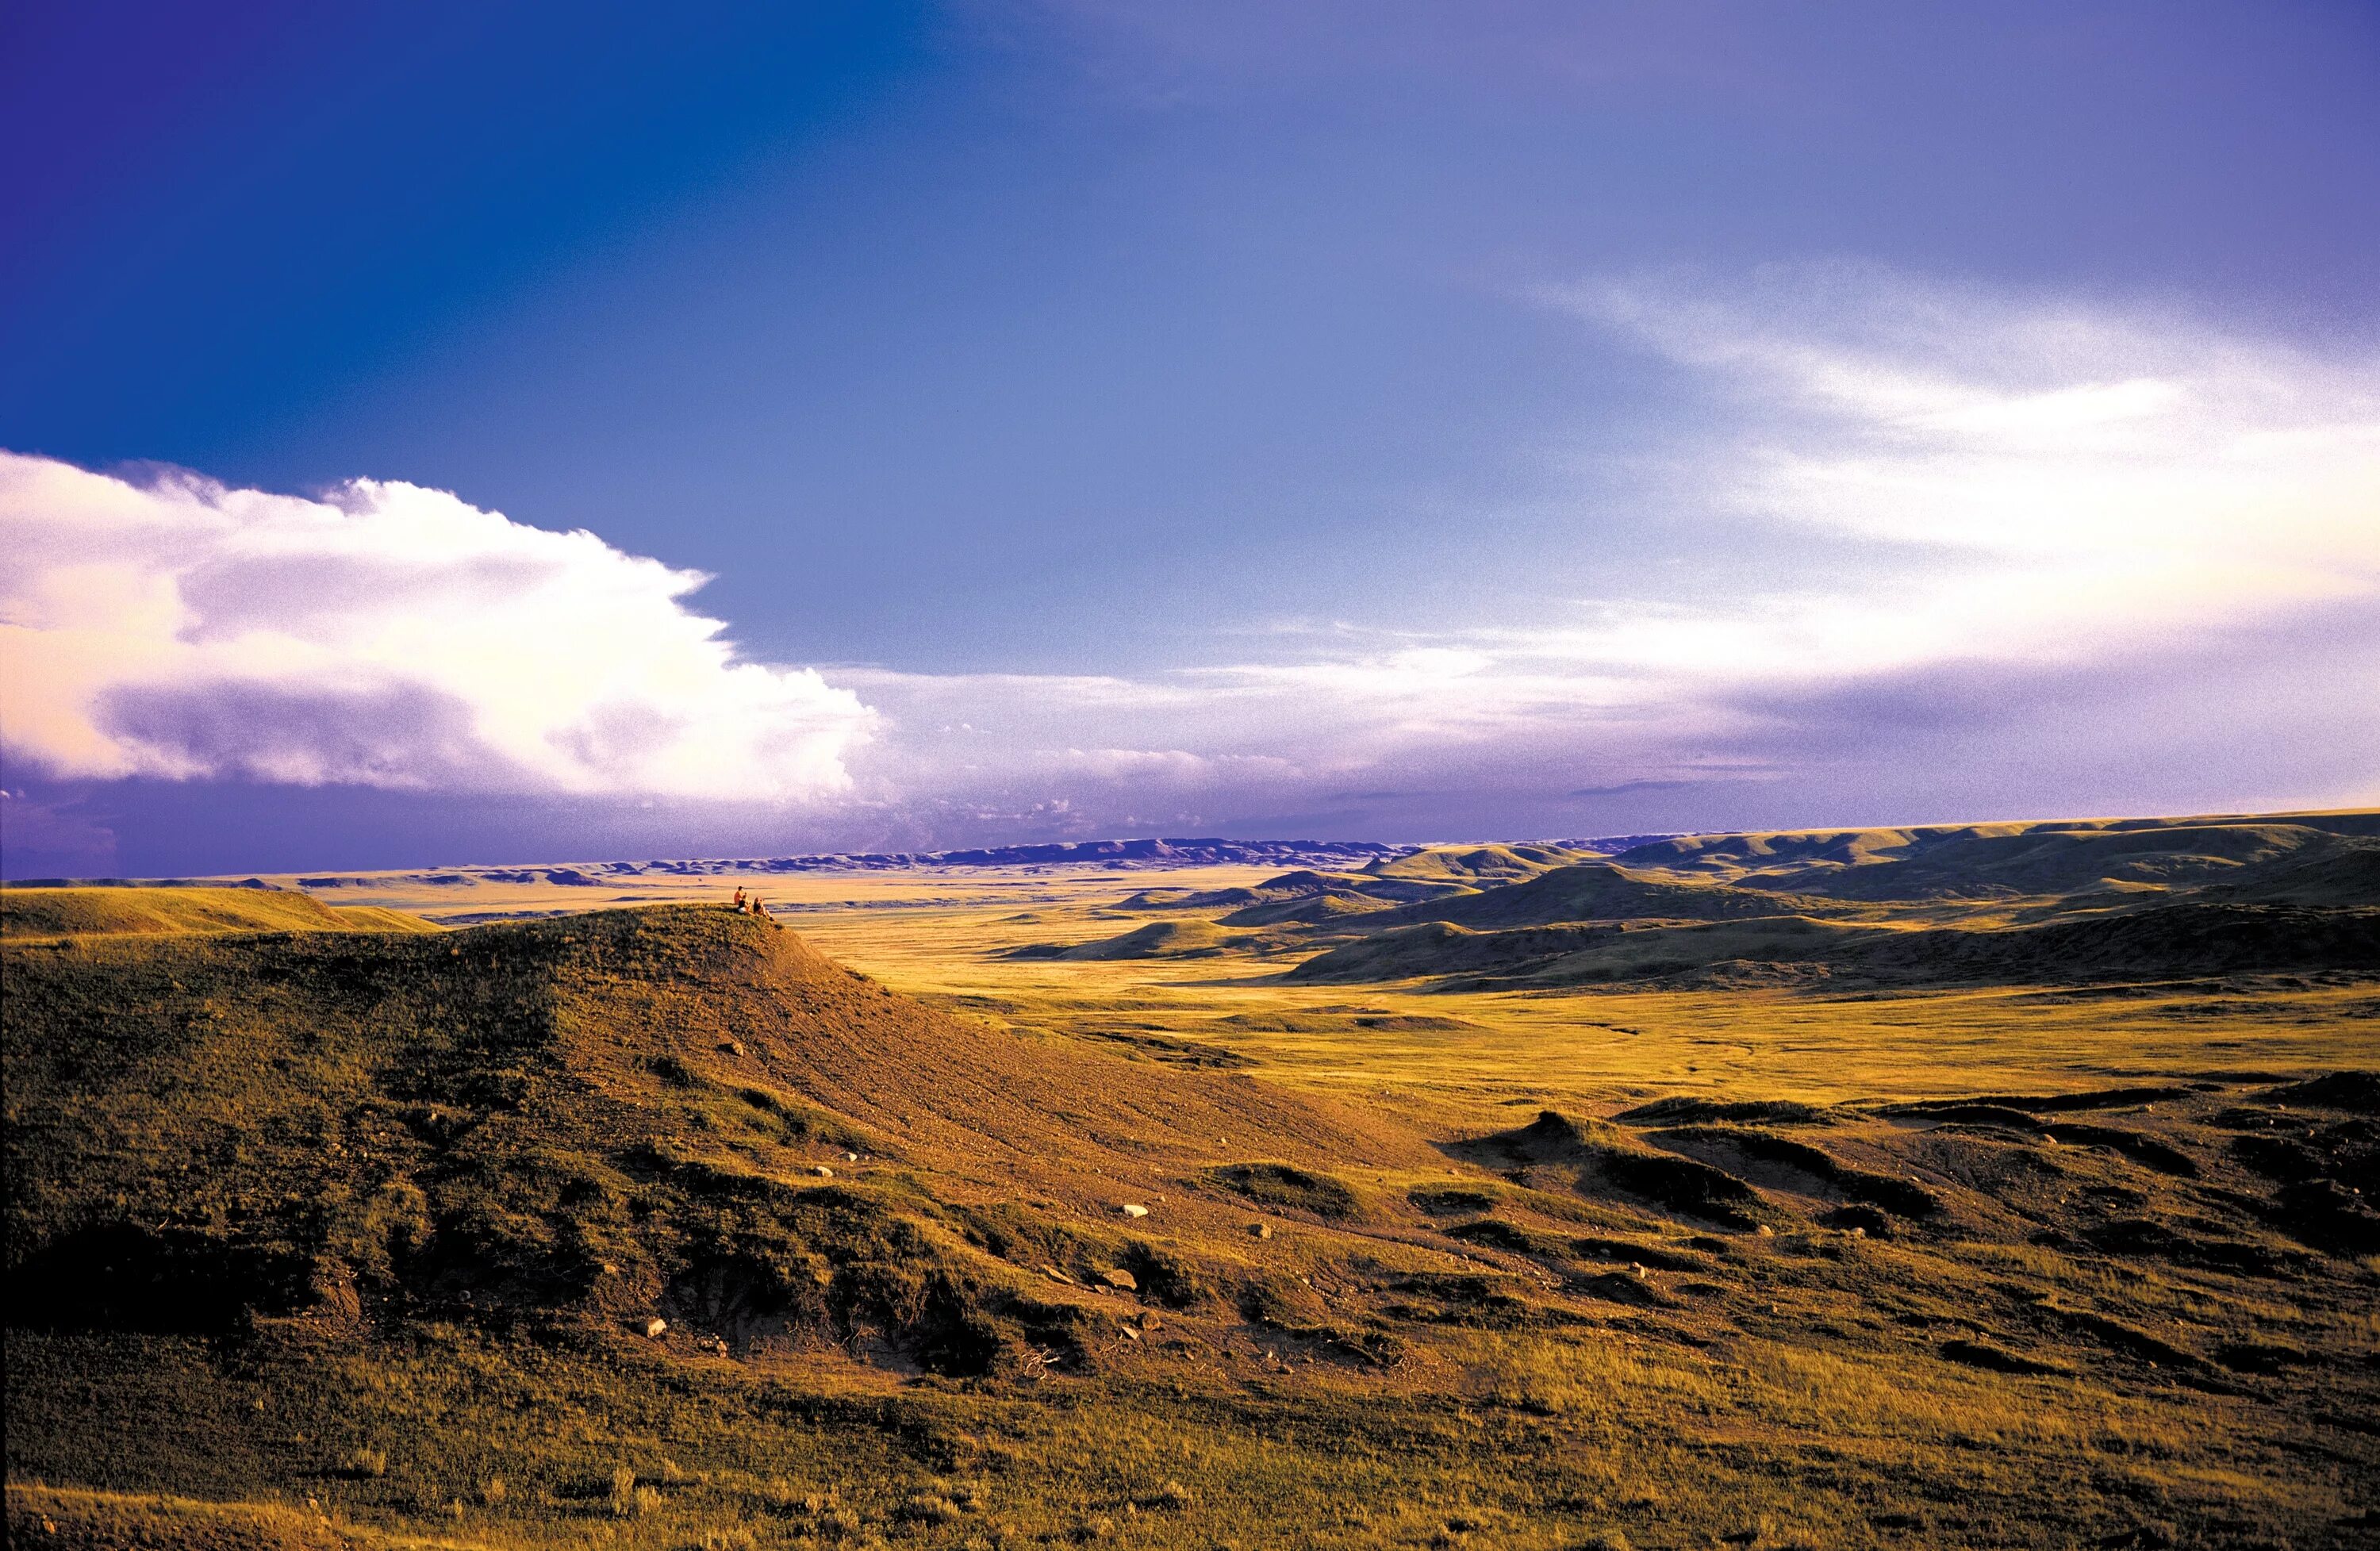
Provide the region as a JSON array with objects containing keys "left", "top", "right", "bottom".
[
  {"left": 1572, "top": 264, "right": 2379, "bottom": 585},
  {"left": 837, "top": 267, "right": 2379, "bottom": 829}
]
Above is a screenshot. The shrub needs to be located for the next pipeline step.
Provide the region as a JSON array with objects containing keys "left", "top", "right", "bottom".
[
  {"left": 1411, "top": 1187, "right": 1499, "bottom": 1215},
  {"left": 1203, "top": 1162, "right": 1361, "bottom": 1219},
  {"left": 1444, "top": 1218, "right": 1542, "bottom": 1253},
  {"left": 1119, "top": 1242, "right": 1216, "bottom": 1307}
]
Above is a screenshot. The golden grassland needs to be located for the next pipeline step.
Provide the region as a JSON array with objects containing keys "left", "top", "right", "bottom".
[
  {"left": 231, "top": 860, "right": 1235, "bottom": 927},
  {"left": 5, "top": 842, "right": 2377, "bottom": 1551},
  {"left": 0, "top": 884, "right": 440, "bottom": 941},
  {"left": 203, "top": 852, "right": 2379, "bottom": 1109},
  {"left": 777, "top": 868, "right": 2378, "bottom": 1115}
]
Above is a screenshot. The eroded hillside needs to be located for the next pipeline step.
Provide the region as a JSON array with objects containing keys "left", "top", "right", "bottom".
[{"left": 1030, "top": 814, "right": 2380, "bottom": 991}]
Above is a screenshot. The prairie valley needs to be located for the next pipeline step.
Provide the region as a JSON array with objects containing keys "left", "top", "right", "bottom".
[{"left": 6, "top": 813, "right": 2377, "bottom": 1550}]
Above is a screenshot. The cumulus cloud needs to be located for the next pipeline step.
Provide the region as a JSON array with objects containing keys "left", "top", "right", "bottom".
[{"left": 0, "top": 453, "right": 873, "bottom": 798}]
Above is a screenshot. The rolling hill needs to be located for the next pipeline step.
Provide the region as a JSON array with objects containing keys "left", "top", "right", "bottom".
[
  {"left": 1288, "top": 902, "right": 2380, "bottom": 990},
  {"left": 1361, "top": 843, "right": 1595, "bottom": 885},
  {"left": 1117, "top": 868, "right": 1467, "bottom": 919},
  {"left": 1614, "top": 814, "right": 2380, "bottom": 901},
  {"left": 8, "top": 889, "right": 2378, "bottom": 1547},
  {"left": 1162, "top": 817, "right": 2380, "bottom": 990},
  {"left": 0, "top": 885, "right": 437, "bottom": 939},
  {"left": 5, "top": 905, "right": 1431, "bottom": 1356},
  {"left": 1356, "top": 859, "right": 1847, "bottom": 931}
]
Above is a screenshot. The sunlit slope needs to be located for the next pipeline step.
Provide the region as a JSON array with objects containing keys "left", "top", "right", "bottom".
[
  {"left": 2, "top": 904, "right": 1436, "bottom": 1369},
  {"left": 1253, "top": 812, "right": 2380, "bottom": 988},
  {"left": 1362, "top": 843, "right": 1594, "bottom": 884},
  {"left": 1062, "top": 850, "right": 1630, "bottom": 949},
  {"left": 1617, "top": 813, "right": 2380, "bottom": 900},
  {"left": 1286, "top": 915, "right": 1875, "bottom": 987},
  {"left": 1218, "top": 887, "right": 1414, "bottom": 927},
  {"left": 1289, "top": 901, "right": 2380, "bottom": 989},
  {"left": 0, "top": 885, "right": 436, "bottom": 939},
  {"left": 1120, "top": 868, "right": 1480, "bottom": 923},
  {"left": 1361, "top": 859, "right": 1846, "bottom": 930}
]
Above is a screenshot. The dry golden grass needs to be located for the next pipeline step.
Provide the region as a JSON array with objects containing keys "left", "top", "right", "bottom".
[
  {"left": 0, "top": 885, "right": 437, "bottom": 941},
  {"left": 6, "top": 850, "right": 2376, "bottom": 1550},
  {"left": 760, "top": 865, "right": 2376, "bottom": 1121}
]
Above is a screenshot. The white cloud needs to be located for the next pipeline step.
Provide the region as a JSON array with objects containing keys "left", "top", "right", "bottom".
[
  {"left": 1567, "top": 263, "right": 2380, "bottom": 580},
  {"left": 0, "top": 453, "right": 873, "bottom": 799}
]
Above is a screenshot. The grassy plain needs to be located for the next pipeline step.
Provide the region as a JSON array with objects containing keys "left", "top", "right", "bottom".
[
  {"left": 771, "top": 865, "right": 2375, "bottom": 1114},
  {"left": 6, "top": 833, "right": 2377, "bottom": 1551}
]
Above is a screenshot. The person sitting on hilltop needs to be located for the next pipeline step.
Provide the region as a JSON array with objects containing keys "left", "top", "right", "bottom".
[{"left": 731, "top": 886, "right": 746, "bottom": 910}]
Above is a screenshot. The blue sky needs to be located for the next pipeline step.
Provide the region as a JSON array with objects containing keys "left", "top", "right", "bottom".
[{"left": 3, "top": 1, "right": 2376, "bottom": 874}]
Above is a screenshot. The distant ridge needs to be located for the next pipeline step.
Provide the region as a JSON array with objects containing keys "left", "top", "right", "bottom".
[
  {"left": 704, "top": 837, "right": 1413, "bottom": 872},
  {"left": 0, "top": 885, "right": 436, "bottom": 939},
  {"left": 2, "top": 875, "right": 282, "bottom": 890},
  {"left": 1548, "top": 833, "right": 1683, "bottom": 855},
  {"left": 9, "top": 839, "right": 1417, "bottom": 889}
]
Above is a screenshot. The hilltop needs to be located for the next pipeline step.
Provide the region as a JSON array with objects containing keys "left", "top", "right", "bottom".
[
  {"left": 1355, "top": 860, "right": 1848, "bottom": 931},
  {"left": 1362, "top": 843, "right": 1597, "bottom": 885},
  {"left": 6, "top": 907, "right": 1434, "bottom": 1363}
]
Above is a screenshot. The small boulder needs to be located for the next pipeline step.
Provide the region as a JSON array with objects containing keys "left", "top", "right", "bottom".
[
  {"left": 1102, "top": 1269, "right": 1139, "bottom": 1292},
  {"left": 1249, "top": 1222, "right": 1273, "bottom": 1240},
  {"left": 718, "top": 1039, "right": 747, "bottom": 1057},
  {"left": 1119, "top": 1203, "right": 1150, "bottom": 1219},
  {"left": 811, "top": 1165, "right": 835, "bottom": 1178},
  {"left": 641, "top": 1317, "right": 668, "bottom": 1339}
]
